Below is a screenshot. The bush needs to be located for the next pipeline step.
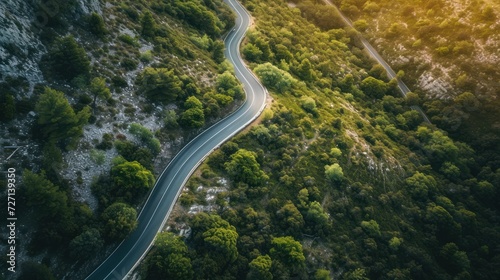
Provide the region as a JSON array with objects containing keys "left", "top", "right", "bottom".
[{"left": 46, "top": 36, "right": 90, "bottom": 81}]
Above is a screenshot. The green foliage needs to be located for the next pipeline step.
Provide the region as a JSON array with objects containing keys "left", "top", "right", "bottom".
[
  {"left": 224, "top": 149, "right": 268, "bottom": 186},
  {"left": 90, "top": 77, "right": 111, "bottom": 108},
  {"left": 301, "top": 96, "right": 318, "bottom": 115},
  {"left": 248, "top": 255, "right": 273, "bottom": 280},
  {"left": 144, "top": 232, "right": 193, "bottom": 280},
  {"left": 277, "top": 201, "right": 305, "bottom": 237},
  {"left": 211, "top": 39, "right": 225, "bottom": 63},
  {"left": 164, "top": 109, "right": 179, "bottom": 128},
  {"left": 389, "top": 237, "right": 402, "bottom": 251},
  {"left": 324, "top": 163, "right": 344, "bottom": 184},
  {"left": 176, "top": 1, "right": 223, "bottom": 37},
  {"left": 129, "top": 123, "right": 161, "bottom": 155},
  {"left": 243, "top": 43, "right": 263, "bottom": 62},
  {"left": 216, "top": 71, "right": 243, "bottom": 99},
  {"left": 360, "top": 76, "right": 387, "bottom": 99},
  {"left": 361, "top": 220, "right": 381, "bottom": 237},
  {"left": 0, "top": 91, "right": 15, "bottom": 121},
  {"left": 69, "top": 228, "right": 103, "bottom": 259},
  {"left": 101, "top": 202, "right": 138, "bottom": 240},
  {"left": 46, "top": 36, "right": 90, "bottom": 81},
  {"left": 270, "top": 236, "right": 305, "bottom": 267},
  {"left": 23, "top": 170, "right": 70, "bottom": 222},
  {"left": 202, "top": 227, "right": 239, "bottom": 264},
  {"left": 416, "top": 126, "right": 460, "bottom": 167},
  {"left": 141, "top": 11, "right": 157, "bottom": 38},
  {"left": 118, "top": 34, "right": 139, "bottom": 46},
  {"left": 297, "top": 2, "right": 344, "bottom": 30},
  {"left": 114, "top": 140, "right": 154, "bottom": 170},
  {"left": 254, "top": 62, "right": 296, "bottom": 93},
  {"left": 87, "top": 12, "right": 107, "bottom": 37},
  {"left": 22, "top": 170, "right": 82, "bottom": 251},
  {"left": 440, "top": 243, "right": 471, "bottom": 275},
  {"left": 180, "top": 96, "right": 205, "bottom": 128},
  {"left": 111, "top": 160, "right": 155, "bottom": 205},
  {"left": 296, "top": 58, "right": 315, "bottom": 82},
  {"left": 136, "top": 67, "right": 183, "bottom": 103},
  {"left": 18, "top": 261, "right": 55, "bottom": 280},
  {"left": 306, "top": 201, "right": 330, "bottom": 234},
  {"left": 315, "top": 269, "right": 331, "bottom": 280},
  {"left": 344, "top": 268, "right": 369, "bottom": 280},
  {"left": 140, "top": 50, "right": 154, "bottom": 63},
  {"left": 405, "top": 171, "right": 437, "bottom": 200},
  {"left": 35, "top": 87, "right": 90, "bottom": 148},
  {"left": 90, "top": 149, "right": 106, "bottom": 165}
]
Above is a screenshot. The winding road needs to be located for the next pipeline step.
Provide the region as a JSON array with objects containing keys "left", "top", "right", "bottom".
[
  {"left": 323, "top": 0, "right": 431, "bottom": 123},
  {"left": 85, "top": 0, "right": 266, "bottom": 279}
]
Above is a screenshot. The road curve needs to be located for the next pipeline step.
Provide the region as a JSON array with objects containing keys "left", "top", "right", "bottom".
[
  {"left": 85, "top": 0, "right": 266, "bottom": 279},
  {"left": 323, "top": 0, "right": 431, "bottom": 124}
]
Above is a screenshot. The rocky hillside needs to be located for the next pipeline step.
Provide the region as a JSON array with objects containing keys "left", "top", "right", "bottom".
[{"left": 0, "top": 0, "right": 240, "bottom": 278}]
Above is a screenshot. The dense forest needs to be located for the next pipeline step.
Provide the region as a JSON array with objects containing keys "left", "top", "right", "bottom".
[
  {"left": 0, "top": 0, "right": 242, "bottom": 278},
  {"left": 0, "top": 0, "right": 498, "bottom": 279},
  {"left": 328, "top": 0, "right": 500, "bottom": 168},
  {"left": 147, "top": 0, "right": 500, "bottom": 279}
]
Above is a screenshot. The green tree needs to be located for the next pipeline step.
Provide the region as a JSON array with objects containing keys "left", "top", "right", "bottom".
[
  {"left": 35, "top": 87, "right": 90, "bottom": 148},
  {"left": 254, "top": 62, "right": 296, "bottom": 93},
  {"left": 297, "top": 58, "right": 314, "bottom": 81},
  {"left": 216, "top": 71, "right": 243, "bottom": 99},
  {"left": 440, "top": 243, "right": 471, "bottom": 275},
  {"left": 190, "top": 213, "right": 233, "bottom": 242},
  {"left": 69, "top": 228, "right": 103, "bottom": 259},
  {"left": 144, "top": 232, "right": 193, "bottom": 280},
  {"left": 248, "top": 255, "right": 273, "bottom": 280},
  {"left": 344, "top": 268, "right": 369, "bottom": 280},
  {"left": 22, "top": 170, "right": 77, "bottom": 248},
  {"left": 277, "top": 201, "right": 305, "bottom": 236},
  {"left": 129, "top": 123, "right": 161, "bottom": 155},
  {"left": 90, "top": 77, "right": 111, "bottom": 110},
  {"left": 101, "top": 202, "right": 138, "bottom": 240},
  {"left": 23, "top": 170, "right": 72, "bottom": 222},
  {"left": 306, "top": 201, "right": 329, "bottom": 234},
  {"left": 224, "top": 149, "right": 269, "bottom": 186},
  {"left": 88, "top": 12, "right": 107, "bottom": 37},
  {"left": 454, "top": 92, "right": 480, "bottom": 112},
  {"left": 301, "top": 96, "right": 318, "bottom": 115},
  {"left": 180, "top": 96, "right": 205, "bottom": 128},
  {"left": 48, "top": 36, "right": 90, "bottom": 81},
  {"left": 405, "top": 91, "right": 420, "bottom": 106},
  {"left": 0, "top": 92, "right": 15, "bottom": 121},
  {"left": 416, "top": 127, "right": 460, "bottom": 166},
  {"left": 243, "top": 43, "right": 263, "bottom": 62},
  {"left": 405, "top": 171, "right": 437, "bottom": 200},
  {"left": 211, "top": 39, "right": 225, "bottom": 63},
  {"left": 164, "top": 109, "right": 179, "bottom": 128},
  {"left": 18, "top": 261, "right": 56, "bottom": 280},
  {"left": 141, "top": 11, "right": 156, "bottom": 38},
  {"left": 360, "top": 76, "right": 387, "bottom": 99},
  {"left": 270, "top": 236, "right": 305, "bottom": 268},
  {"left": 136, "top": 67, "right": 183, "bottom": 103},
  {"left": 203, "top": 227, "right": 239, "bottom": 264},
  {"left": 361, "top": 220, "right": 381, "bottom": 237},
  {"left": 325, "top": 163, "right": 344, "bottom": 184},
  {"left": 111, "top": 160, "right": 155, "bottom": 205},
  {"left": 315, "top": 269, "right": 331, "bottom": 280},
  {"left": 388, "top": 237, "right": 402, "bottom": 251}
]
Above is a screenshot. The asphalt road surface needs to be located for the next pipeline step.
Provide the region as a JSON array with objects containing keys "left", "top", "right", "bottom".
[
  {"left": 85, "top": 0, "right": 266, "bottom": 279},
  {"left": 323, "top": 0, "right": 431, "bottom": 124}
]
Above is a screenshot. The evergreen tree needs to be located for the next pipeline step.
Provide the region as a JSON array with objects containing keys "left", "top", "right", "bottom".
[
  {"left": 48, "top": 36, "right": 90, "bottom": 81},
  {"left": 141, "top": 11, "right": 156, "bottom": 38},
  {"left": 35, "top": 87, "right": 90, "bottom": 148}
]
